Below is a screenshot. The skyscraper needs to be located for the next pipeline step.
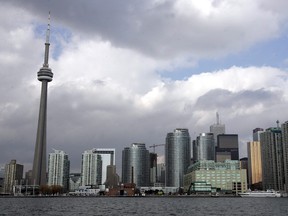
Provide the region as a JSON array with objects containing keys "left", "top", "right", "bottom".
[
  {"left": 47, "top": 149, "right": 70, "bottom": 192},
  {"left": 282, "top": 121, "right": 288, "bottom": 193},
  {"left": 260, "top": 124, "right": 285, "bottom": 191},
  {"left": 210, "top": 112, "right": 225, "bottom": 147},
  {"left": 165, "top": 128, "right": 191, "bottom": 187},
  {"left": 4, "top": 160, "right": 23, "bottom": 194},
  {"left": 193, "top": 133, "right": 215, "bottom": 162},
  {"left": 247, "top": 141, "right": 262, "bottom": 189},
  {"left": 91, "top": 148, "right": 115, "bottom": 185},
  {"left": 32, "top": 14, "right": 54, "bottom": 186},
  {"left": 253, "top": 128, "right": 264, "bottom": 141},
  {"left": 215, "top": 134, "right": 239, "bottom": 162},
  {"left": 122, "top": 143, "right": 150, "bottom": 187},
  {"left": 81, "top": 149, "right": 102, "bottom": 186},
  {"left": 150, "top": 153, "right": 157, "bottom": 186}
]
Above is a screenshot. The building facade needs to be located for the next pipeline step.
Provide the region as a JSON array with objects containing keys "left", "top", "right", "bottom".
[
  {"left": 247, "top": 141, "right": 262, "bottom": 189},
  {"left": 184, "top": 160, "right": 247, "bottom": 193},
  {"left": 69, "top": 173, "right": 81, "bottom": 192},
  {"left": 260, "top": 126, "right": 285, "bottom": 191},
  {"left": 81, "top": 149, "right": 102, "bottom": 187},
  {"left": 215, "top": 134, "right": 239, "bottom": 162},
  {"left": 3, "top": 160, "right": 23, "bottom": 194},
  {"left": 91, "top": 148, "right": 115, "bottom": 185},
  {"left": 150, "top": 153, "right": 157, "bottom": 186},
  {"left": 193, "top": 133, "right": 215, "bottom": 162},
  {"left": 122, "top": 143, "right": 150, "bottom": 187},
  {"left": 48, "top": 149, "right": 70, "bottom": 192},
  {"left": 105, "top": 165, "right": 119, "bottom": 189},
  {"left": 253, "top": 128, "right": 264, "bottom": 142},
  {"left": 282, "top": 121, "right": 288, "bottom": 193},
  {"left": 165, "top": 128, "right": 191, "bottom": 188}
]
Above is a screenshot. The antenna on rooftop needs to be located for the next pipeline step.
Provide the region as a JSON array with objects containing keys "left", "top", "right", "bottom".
[{"left": 216, "top": 112, "right": 220, "bottom": 124}]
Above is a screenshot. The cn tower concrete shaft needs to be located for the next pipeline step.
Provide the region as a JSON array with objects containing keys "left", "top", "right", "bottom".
[{"left": 32, "top": 14, "right": 53, "bottom": 186}]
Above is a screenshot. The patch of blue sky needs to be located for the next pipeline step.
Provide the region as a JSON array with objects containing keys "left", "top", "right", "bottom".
[
  {"left": 33, "top": 23, "right": 72, "bottom": 60},
  {"left": 160, "top": 35, "right": 288, "bottom": 81}
]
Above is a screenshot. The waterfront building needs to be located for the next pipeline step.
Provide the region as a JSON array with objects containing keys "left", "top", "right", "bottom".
[
  {"left": 215, "top": 134, "right": 239, "bottom": 162},
  {"left": 24, "top": 170, "right": 33, "bottom": 186},
  {"left": 32, "top": 14, "right": 54, "bottom": 186},
  {"left": 165, "top": 128, "right": 191, "bottom": 188},
  {"left": 193, "top": 133, "right": 215, "bottom": 162},
  {"left": 122, "top": 143, "right": 150, "bottom": 187},
  {"left": 91, "top": 148, "right": 115, "bottom": 185},
  {"left": 48, "top": 149, "right": 70, "bottom": 192},
  {"left": 81, "top": 149, "right": 102, "bottom": 187},
  {"left": 0, "top": 167, "right": 5, "bottom": 193},
  {"left": 156, "top": 163, "right": 165, "bottom": 185},
  {"left": 105, "top": 165, "right": 119, "bottom": 188},
  {"left": 3, "top": 160, "right": 23, "bottom": 194},
  {"left": 253, "top": 128, "right": 264, "bottom": 142},
  {"left": 69, "top": 173, "right": 81, "bottom": 192},
  {"left": 240, "top": 157, "right": 249, "bottom": 188},
  {"left": 282, "top": 121, "right": 288, "bottom": 193},
  {"left": 184, "top": 160, "right": 247, "bottom": 193},
  {"left": 150, "top": 153, "right": 157, "bottom": 186},
  {"left": 209, "top": 112, "right": 225, "bottom": 147},
  {"left": 260, "top": 124, "right": 285, "bottom": 191},
  {"left": 247, "top": 141, "right": 262, "bottom": 189}
]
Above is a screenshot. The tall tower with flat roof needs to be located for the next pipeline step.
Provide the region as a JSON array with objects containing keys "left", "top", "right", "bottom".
[{"left": 32, "top": 13, "right": 54, "bottom": 186}]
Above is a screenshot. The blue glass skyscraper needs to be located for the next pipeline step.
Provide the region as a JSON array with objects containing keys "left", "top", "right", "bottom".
[{"left": 165, "top": 128, "right": 191, "bottom": 187}]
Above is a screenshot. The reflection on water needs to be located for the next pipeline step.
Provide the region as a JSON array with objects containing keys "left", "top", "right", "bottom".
[{"left": 0, "top": 197, "right": 288, "bottom": 216}]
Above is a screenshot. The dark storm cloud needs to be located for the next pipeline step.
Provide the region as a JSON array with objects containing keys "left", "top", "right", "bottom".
[{"left": 5, "top": 0, "right": 287, "bottom": 59}]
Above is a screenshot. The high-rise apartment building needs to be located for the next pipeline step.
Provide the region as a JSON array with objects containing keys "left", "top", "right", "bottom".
[
  {"left": 157, "top": 163, "right": 165, "bottom": 185},
  {"left": 69, "top": 173, "right": 81, "bottom": 192},
  {"left": 247, "top": 141, "right": 262, "bottom": 189},
  {"left": 32, "top": 14, "right": 54, "bottom": 186},
  {"left": 165, "top": 128, "right": 191, "bottom": 187},
  {"left": 282, "top": 121, "right": 288, "bottom": 193},
  {"left": 122, "top": 143, "right": 150, "bottom": 187},
  {"left": 47, "top": 149, "right": 70, "bottom": 192},
  {"left": 81, "top": 149, "right": 102, "bottom": 187},
  {"left": 0, "top": 167, "right": 4, "bottom": 193},
  {"left": 253, "top": 128, "right": 264, "bottom": 142},
  {"left": 193, "top": 133, "right": 215, "bottom": 162},
  {"left": 210, "top": 112, "right": 225, "bottom": 147},
  {"left": 150, "top": 153, "right": 157, "bottom": 186},
  {"left": 260, "top": 125, "right": 285, "bottom": 191},
  {"left": 90, "top": 148, "right": 115, "bottom": 185},
  {"left": 3, "top": 160, "right": 23, "bottom": 194},
  {"left": 215, "top": 134, "right": 239, "bottom": 162}
]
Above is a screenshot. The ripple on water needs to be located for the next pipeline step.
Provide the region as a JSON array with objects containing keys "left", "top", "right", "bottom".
[{"left": 0, "top": 197, "right": 288, "bottom": 216}]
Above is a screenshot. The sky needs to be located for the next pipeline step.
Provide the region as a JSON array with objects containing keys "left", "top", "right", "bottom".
[{"left": 1, "top": 0, "right": 288, "bottom": 175}]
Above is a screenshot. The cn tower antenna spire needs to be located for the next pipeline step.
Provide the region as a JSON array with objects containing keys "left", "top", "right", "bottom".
[{"left": 43, "top": 11, "right": 51, "bottom": 67}]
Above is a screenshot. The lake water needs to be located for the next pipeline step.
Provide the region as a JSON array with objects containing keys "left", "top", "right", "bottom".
[{"left": 0, "top": 197, "right": 288, "bottom": 216}]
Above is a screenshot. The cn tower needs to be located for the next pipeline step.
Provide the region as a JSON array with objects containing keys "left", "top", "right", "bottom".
[{"left": 32, "top": 13, "right": 53, "bottom": 186}]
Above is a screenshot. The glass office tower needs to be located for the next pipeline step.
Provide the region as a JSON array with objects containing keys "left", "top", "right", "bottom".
[
  {"left": 122, "top": 143, "right": 150, "bottom": 187},
  {"left": 193, "top": 133, "right": 215, "bottom": 162},
  {"left": 165, "top": 128, "right": 191, "bottom": 188}
]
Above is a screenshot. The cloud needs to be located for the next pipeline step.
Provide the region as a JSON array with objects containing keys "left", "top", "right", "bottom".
[
  {"left": 6, "top": 0, "right": 288, "bottom": 60},
  {"left": 1, "top": 2, "right": 288, "bottom": 174}
]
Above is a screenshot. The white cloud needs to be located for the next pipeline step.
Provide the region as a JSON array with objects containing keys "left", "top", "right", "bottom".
[{"left": 1, "top": 1, "right": 288, "bottom": 172}]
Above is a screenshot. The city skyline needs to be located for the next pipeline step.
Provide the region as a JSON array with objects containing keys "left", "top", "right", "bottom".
[{"left": 1, "top": 1, "right": 288, "bottom": 173}]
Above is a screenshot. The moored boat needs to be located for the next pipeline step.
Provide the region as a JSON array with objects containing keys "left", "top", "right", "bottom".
[{"left": 238, "top": 190, "right": 281, "bottom": 198}]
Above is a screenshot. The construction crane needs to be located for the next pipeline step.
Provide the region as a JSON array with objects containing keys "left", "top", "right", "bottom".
[{"left": 149, "top": 144, "right": 165, "bottom": 153}]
